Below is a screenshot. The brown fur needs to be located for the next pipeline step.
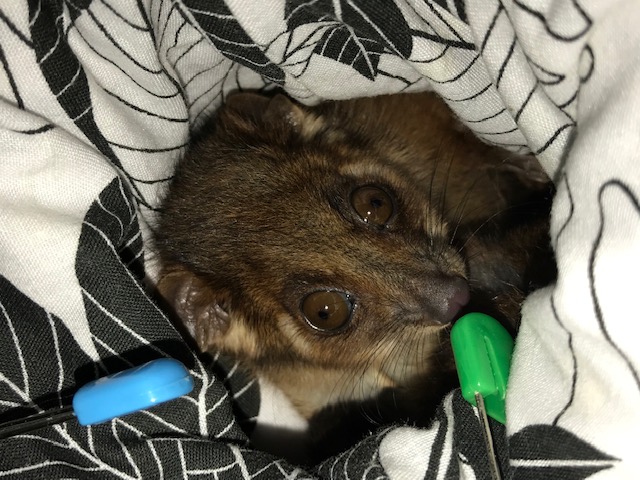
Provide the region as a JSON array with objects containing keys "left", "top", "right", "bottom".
[{"left": 154, "top": 91, "right": 555, "bottom": 459}]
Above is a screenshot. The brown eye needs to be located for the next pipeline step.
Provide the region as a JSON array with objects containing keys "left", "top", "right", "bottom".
[
  {"left": 301, "top": 290, "right": 354, "bottom": 332},
  {"left": 351, "top": 185, "right": 394, "bottom": 227}
]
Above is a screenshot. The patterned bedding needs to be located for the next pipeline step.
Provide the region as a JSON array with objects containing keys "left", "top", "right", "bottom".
[{"left": 0, "top": 1, "right": 638, "bottom": 478}]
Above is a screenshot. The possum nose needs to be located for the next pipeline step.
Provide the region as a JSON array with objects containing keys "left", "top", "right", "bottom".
[
  {"left": 401, "top": 275, "right": 470, "bottom": 326},
  {"left": 440, "top": 276, "right": 470, "bottom": 324}
]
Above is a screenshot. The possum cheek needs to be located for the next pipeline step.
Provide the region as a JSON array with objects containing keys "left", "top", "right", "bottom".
[
  {"left": 216, "top": 318, "right": 261, "bottom": 359},
  {"left": 276, "top": 312, "right": 315, "bottom": 357}
]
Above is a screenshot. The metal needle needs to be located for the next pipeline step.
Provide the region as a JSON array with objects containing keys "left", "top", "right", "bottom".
[
  {"left": 0, "top": 406, "right": 74, "bottom": 439},
  {"left": 475, "top": 392, "right": 502, "bottom": 480}
]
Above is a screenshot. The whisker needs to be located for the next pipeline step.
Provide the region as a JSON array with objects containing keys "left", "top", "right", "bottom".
[
  {"left": 446, "top": 172, "right": 490, "bottom": 247},
  {"left": 436, "top": 151, "right": 458, "bottom": 240},
  {"left": 427, "top": 136, "right": 447, "bottom": 247},
  {"left": 455, "top": 199, "right": 545, "bottom": 254}
]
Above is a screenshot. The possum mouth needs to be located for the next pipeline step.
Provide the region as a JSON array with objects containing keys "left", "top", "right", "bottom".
[
  {"left": 376, "top": 282, "right": 469, "bottom": 385},
  {"left": 373, "top": 327, "right": 449, "bottom": 386}
]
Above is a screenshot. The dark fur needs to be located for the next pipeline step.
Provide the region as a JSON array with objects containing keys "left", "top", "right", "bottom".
[{"left": 154, "top": 92, "right": 555, "bottom": 461}]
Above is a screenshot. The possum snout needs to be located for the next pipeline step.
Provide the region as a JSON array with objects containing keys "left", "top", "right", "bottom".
[
  {"left": 440, "top": 276, "right": 470, "bottom": 324},
  {"left": 398, "top": 274, "right": 470, "bottom": 326}
]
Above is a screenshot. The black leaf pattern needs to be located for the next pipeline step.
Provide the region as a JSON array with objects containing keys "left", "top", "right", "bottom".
[
  {"left": 510, "top": 425, "right": 617, "bottom": 479},
  {"left": 28, "top": 1, "right": 144, "bottom": 211},
  {"left": 315, "top": 26, "right": 385, "bottom": 80},
  {"left": 0, "top": 272, "right": 207, "bottom": 478},
  {"left": 447, "top": 392, "right": 509, "bottom": 479},
  {"left": 28, "top": 1, "right": 111, "bottom": 159},
  {"left": 0, "top": 275, "right": 93, "bottom": 419},
  {"left": 0, "top": 42, "right": 23, "bottom": 109},
  {"left": 454, "top": 0, "right": 468, "bottom": 23},
  {"left": 285, "top": 0, "right": 412, "bottom": 80},
  {"left": 182, "top": 0, "right": 285, "bottom": 85}
]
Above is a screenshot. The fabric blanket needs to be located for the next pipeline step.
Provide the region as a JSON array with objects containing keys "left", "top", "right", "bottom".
[{"left": 1, "top": 0, "right": 639, "bottom": 478}]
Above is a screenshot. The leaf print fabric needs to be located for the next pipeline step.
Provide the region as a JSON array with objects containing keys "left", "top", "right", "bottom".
[{"left": 1, "top": 1, "right": 639, "bottom": 478}]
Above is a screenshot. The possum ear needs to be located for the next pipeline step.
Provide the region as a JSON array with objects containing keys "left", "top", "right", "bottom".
[
  {"left": 221, "top": 93, "right": 323, "bottom": 140},
  {"left": 489, "top": 153, "right": 553, "bottom": 208},
  {"left": 156, "top": 267, "right": 232, "bottom": 351},
  {"left": 499, "top": 154, "right": 551, "bottom": 186}
]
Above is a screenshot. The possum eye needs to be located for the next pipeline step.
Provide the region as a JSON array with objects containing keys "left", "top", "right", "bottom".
[
  {"left": 301, "top": 290, "right": 354, "bottom": 332},
  {"left": 351, "top": 185, "right": 394, "bottom": 227}
]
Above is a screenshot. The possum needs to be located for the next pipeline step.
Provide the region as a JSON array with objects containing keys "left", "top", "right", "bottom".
[{"left": 154, "top": 91, "right": 555, "bottom": 461}]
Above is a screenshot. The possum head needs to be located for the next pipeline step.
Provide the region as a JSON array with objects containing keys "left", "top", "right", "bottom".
[{"left": 155, "top": 93, "right": 474, "bottom": 416}]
